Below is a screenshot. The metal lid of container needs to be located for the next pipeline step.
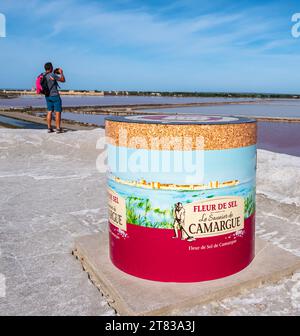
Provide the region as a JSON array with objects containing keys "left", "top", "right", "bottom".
[{"left": 105, "top": 114, "right": 256, "bottom": 125}]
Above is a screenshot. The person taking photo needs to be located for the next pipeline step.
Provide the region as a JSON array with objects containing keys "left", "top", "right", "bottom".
[{"left": 43, "top": 62, "right": 66, "bottom": 133}]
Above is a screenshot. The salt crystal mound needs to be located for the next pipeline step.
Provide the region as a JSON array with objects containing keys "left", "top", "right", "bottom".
[
  {"left": 257, "top": 149, "right": 300, "bottom": 207},
  {"left": 0, "top": 128, "right": 299, "bottom": 316}
]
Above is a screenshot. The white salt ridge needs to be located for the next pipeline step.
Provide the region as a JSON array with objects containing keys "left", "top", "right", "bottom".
[
  {"left": 291, "top": 273, "right": 300, "bottom": 309},
  {"left": 0, "top": 173, "right": 92, "bottom": 180},
  {"left": 70, "top": 208, "right": 101, "bottom": 216},
  {"left": 257, "top": 149, "right": 300, "bottom": 207}
]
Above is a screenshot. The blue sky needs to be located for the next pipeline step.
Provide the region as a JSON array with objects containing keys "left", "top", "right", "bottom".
[{"left": 1, "top": 0, "right": 300, "bottom": 93}]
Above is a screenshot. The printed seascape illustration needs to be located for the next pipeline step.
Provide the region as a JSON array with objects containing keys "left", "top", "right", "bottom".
[
  {"left": 107, "top": 144, "right": 257, "bottom": 186},
  {"left": 108, "top": 178, "right": 256, "bottom": 229},
  {"left": 108, "top": 143, "right": 256, "bottom": 229}
]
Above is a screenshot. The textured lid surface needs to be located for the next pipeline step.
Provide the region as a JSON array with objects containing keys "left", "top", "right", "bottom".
[{"left": 105, "top": 114, "right": 256, "bottom": 125}]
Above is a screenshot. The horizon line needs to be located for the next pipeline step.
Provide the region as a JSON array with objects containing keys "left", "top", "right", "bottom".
[{"left": 1, "top": 89, "right": 300, "bottom": 96}]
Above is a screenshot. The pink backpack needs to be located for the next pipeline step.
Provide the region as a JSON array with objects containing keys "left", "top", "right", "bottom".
[{"left": 36, "top": 73, "right": 45, "bottom": 94}]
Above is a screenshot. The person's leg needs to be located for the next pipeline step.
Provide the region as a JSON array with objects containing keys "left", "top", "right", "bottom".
[
  {"left": 47, "top": 111, "right": 53, "bottom": 129},
  {"left": 55, "top": 112, "right": 61, "bottom": 130},
  {"left": 45, "top": 97, "right": 54, "bottom": 131},
  {"left": 54, "top": 96, "right": 62, "bottom": 132},
  {"left": 172, "top": 222, "right": 179, "bottom": 238}
]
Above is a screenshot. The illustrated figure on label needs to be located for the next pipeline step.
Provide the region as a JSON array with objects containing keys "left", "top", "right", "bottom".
[{"left": 173, "top": 202, "right": 195, "bottom": 242}]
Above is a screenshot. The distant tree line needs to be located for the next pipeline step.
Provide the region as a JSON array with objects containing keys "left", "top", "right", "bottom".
[
  {"left": 1, "top": 89, "right": 299, "bottom": 99},
  {"left": 105, "top": 91, "right": 300, "bottom": 99}
]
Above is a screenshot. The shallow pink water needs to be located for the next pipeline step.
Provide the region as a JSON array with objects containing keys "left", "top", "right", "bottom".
[{"left": 258, "top": 122, "right": 300, "bottom": 156}]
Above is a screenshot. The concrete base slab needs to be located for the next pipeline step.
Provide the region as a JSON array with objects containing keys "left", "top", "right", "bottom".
[{"left": 72, "top": 233, "right": 300, "bottom": 316}]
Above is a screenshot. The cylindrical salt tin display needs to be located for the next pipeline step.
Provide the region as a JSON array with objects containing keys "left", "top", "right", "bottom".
[{"left": 106, "top": 114, "right": 257, "bottom": 282}]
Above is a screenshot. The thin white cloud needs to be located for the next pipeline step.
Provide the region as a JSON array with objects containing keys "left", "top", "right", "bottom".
[
  {"left": 15, "top": 0, "right": 291, "bottom": 58},
  {"left": 1, "top": 0, "right": 300, "bottom": 92}
]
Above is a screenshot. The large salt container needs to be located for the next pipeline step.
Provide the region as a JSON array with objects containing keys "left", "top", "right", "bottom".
[{"left": 105, "top": 114, "right": 257, "bottom": 282}]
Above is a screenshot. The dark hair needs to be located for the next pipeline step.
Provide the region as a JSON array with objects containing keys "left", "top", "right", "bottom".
[{"left": 44, "top": 62, "right": 53, "bottom": 71}]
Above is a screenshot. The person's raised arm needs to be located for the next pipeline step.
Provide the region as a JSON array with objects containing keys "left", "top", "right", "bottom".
[{"left": 57, "top": 68, "right": 66, "bottom": 83}]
